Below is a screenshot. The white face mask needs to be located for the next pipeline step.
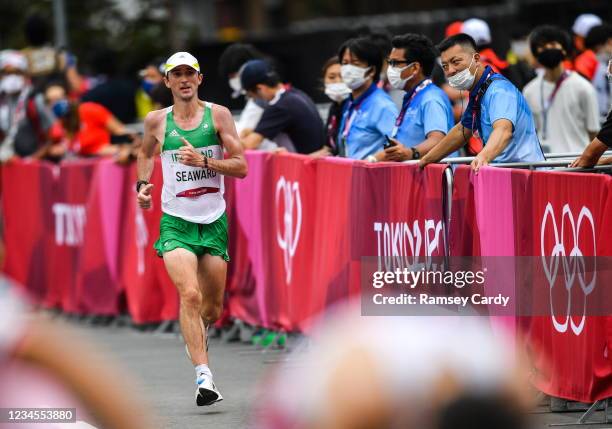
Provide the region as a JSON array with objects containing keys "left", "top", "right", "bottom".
[
  {"left": 0, "top": 74, "right": 26, "bottom": 95},
  {"left": 340, "top": 64, "right": 371, "bottom": 90},
  {"left": 229, "top": 76, "right": 242, "bottom": 98},
  {"left": 447, "top": 56, "right": 478, "bottom": 91},
  {"left": 324, "top": 82, "right": 351, "bottom": 103},
  {"left": 387, "top": 63, "right": 416, "bottom": 90}
]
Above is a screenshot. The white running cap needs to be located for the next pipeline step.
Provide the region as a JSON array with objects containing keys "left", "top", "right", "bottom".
[
  {"left": 462, "top": 18, "right": 491, "bottom": 46},
  {"left": 572, "top": 14, "right": 602, "bottom": 37},
  {"left": 164, "top": 52, "right": 200, "bottom": 75}
]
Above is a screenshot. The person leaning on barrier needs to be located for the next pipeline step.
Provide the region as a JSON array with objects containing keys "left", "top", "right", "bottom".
[
  {"left": 370, "top": 33, "right": 456, "bottom": 162},
  {"left": 419, "top": 33, "right": 545, "bottom": 172},
  {"left": 337, "top": 37, "right": 398, "bottom": 160},
  {"left": 571, "top": 110, "right": 612, "bottom": 167},
  {"left": 240, "top": 59, "right": 324, "bottom": 154},
  {"left": 310, "top": 56, "right": 351, "bottom": 158}
]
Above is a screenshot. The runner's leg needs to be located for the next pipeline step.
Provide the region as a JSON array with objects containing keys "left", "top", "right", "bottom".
[
  {"left": 198, "top": 253, "right": 227, "bottom": 360},
  {"left": 163, "top": 248, "right": 207, "bottom": 365}
]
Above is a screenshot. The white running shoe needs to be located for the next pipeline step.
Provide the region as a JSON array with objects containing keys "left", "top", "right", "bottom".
[{"left": 195, "top": 374, "right": 223, "bottom": 406}]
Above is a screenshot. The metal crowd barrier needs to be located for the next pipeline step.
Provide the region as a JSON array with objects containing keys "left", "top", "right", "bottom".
[{"left": 438, "top": 151, "right": 612, "bottom": 173}]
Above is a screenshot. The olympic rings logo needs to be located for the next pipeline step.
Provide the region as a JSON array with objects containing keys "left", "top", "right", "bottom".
[
  {"left": 540, "top": 203, "right": 596, "bottom": 336},
  {"left": 276, "top": 176, "right": 302, "bottom": 284}
]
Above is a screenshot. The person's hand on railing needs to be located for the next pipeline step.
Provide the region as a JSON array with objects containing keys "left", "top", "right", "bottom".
[
  {"left": 471, "top": 153, "right": 490, "bottom": 174},
  {"left": 570, "top": 138, "right": 609, "bottom": 168}
]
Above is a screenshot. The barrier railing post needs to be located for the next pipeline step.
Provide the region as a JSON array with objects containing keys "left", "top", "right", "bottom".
[{"left": 442, "top": 166, "right": 453, "bottom": 262}]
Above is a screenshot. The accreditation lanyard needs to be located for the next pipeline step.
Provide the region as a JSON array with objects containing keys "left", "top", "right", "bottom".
[
  {"left": 540, "top": 71, "right": 570, "bottom": 140},
  {"left": 340, "top": 84, "right": 377, "bottom": 152},
  {"left": 470, "top": 67, "right": 496, "bottom": 138},
  {"left": 391, "top": 79, "right": 432, "bottom": 138}
]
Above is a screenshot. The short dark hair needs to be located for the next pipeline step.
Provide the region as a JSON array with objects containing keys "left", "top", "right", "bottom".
[
  {"left": 391, "top": 33, "right": 438, "bottom": 76},
  {"left": 338, "top": 37, "right": 383, "bottom": 83},
  {"left": 437, "top": 33, "right": 478, "bottom": 55},
  {"left": 24, "top": 14, "right": 49, "bottom": 46},
  {"left": 528, "top": 25, "right": 572, "bottom": 56},
  {"left": 585, "top": 24, "right": 612, "bottom": 50},
  {"left": 218, "top": 43, "right": 263, "bottom": 78},
  {"left": 368, "top": 31, "right": 393, "bottom": 58}
]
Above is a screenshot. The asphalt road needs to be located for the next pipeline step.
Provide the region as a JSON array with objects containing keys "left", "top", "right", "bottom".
[{"left": 60, "top": 320, "right": 612, "bottom": 429}]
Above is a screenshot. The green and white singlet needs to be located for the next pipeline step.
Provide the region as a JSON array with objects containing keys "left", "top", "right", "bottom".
[{"left": 160, "top": 102, "right": 225, "bottom": 224}]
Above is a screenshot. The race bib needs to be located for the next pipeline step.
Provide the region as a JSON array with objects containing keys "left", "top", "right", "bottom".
[{"left": 166, "top": 146, "right": 222, "bottom": 198}]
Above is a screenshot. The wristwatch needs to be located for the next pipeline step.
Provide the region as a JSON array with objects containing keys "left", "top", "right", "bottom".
[
  {"left": 136, "top": 180, "right": 149, "bottom": 193},
  {"left": 411, "top": 148, "right": 421, "bottom": 160}
]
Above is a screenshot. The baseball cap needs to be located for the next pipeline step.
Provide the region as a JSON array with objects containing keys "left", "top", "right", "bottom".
[
  {"left": 462, "top": 18, "right": 492, "bottom": 46},
  {"left": 239, "top": 59, "right": 274, "bottom": 91},
  {"left": 572, "top": 14, "right": 602, "bottom": 37},
  {"left": 0, "top": 50, "right": 28, "bottom": 72},
  {"left": 164, "top": 52, "right": 200, "bottom": 75}
]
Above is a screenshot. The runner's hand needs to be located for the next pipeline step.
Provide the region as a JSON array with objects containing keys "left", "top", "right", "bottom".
[
  {"left": 137, "top": 183, "right": 154, "bottom": 209},
  {"left": 178, "top": 137, "right": 204, "bottom": 167}
]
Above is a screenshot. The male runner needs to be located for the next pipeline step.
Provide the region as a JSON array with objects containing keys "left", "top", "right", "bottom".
[{"left": 136, "top": 52, "right": 247, "bottom": 406}]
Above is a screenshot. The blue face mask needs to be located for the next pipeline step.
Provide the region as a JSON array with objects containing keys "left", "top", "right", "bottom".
[
  {"left": 253, "top": 96, "right": 268, "bottom": 108},
  {"left": 52, "top": 99, "right": 70, "bottom": 118},
  {"left": 141, "top": 79, "right": 156, "bottom": 95}
]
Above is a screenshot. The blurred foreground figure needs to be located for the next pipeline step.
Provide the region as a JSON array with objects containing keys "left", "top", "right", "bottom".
[
  {"left": 0, "top": 279, "right": 157, "bottom": 429},
  {"left": 253, "top": 304, "right": 532, "bottom": 429}
]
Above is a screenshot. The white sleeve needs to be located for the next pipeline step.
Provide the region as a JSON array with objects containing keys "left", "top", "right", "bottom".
[
  {"left": 581, "top": 79, "right": 602, "bottom": 133},
  {"left": 235, "top": 98, "right": 264, "bottom": 133}
]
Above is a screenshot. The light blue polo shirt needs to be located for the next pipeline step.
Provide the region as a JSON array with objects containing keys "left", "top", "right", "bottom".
[
  {"left": 461, "top": 67, "right": 545, "bottom": 163},
  {"left": 338, "top": 84, "right": 398, "bottom": 160},
  {"left": 394, "top": 83, "right": 454, "bottom": 147}
]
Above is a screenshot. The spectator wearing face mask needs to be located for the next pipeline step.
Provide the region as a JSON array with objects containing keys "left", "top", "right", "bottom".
[
  {"left": 504, "top": 29, "right": 537, "bottom": 91},
  {"left": 218, "top": 43, "right": 270, "bottom": 139},
  {"left": 337, "top": 37, "right": 398, "bottom": 160},
  {"left": 0, "top": 50, "right": 55, "bottom": 161},
  {"left": 311, "top": 57, "right": 351, "bottom": 157},
  {"left": 523, "top": 25, "right": 600, "bottom": 154},
  {"left": 135, "top": 60, "right": 165, "bottom": 119},
  {"left": 371, "top": 34, "right": 455, "bottom": 162},
  {"left": 240, "top": 59, "right": 324, "bottom": 154},
  {"left": 419, "top": 33, "right": 545, "bottom": 172},
  {"left": 47, "top": 84, "right": 138, "bottom": 161}
]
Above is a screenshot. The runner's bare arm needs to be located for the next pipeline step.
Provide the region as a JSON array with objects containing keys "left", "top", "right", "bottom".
[
  {"left": 179, "top": 105, "right": 247, "bottom": 178},
  {"left": 137, "top": 111, "right": 163, "bottom": 182},
  {"left": 136, "top": 111, "right": 163, "bottom": 209}
]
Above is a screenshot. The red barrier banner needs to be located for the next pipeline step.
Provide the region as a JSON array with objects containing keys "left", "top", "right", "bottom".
[
  {"left": 527, "top": 171, "right": 612, "bottom": 402},
  {"left": 2, "top": 161, "right": 55, "bottom": 302},
  {"left": 120, "top": 160, "right": 178, "bottom": 323}
]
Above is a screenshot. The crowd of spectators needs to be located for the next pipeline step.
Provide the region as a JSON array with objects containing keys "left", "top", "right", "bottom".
[
  {"left": 1, "top": 13, "right": 611, "bottom": 168},
  {"left": 217, "top": 14, "right": 611, "bottom": 169}
]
